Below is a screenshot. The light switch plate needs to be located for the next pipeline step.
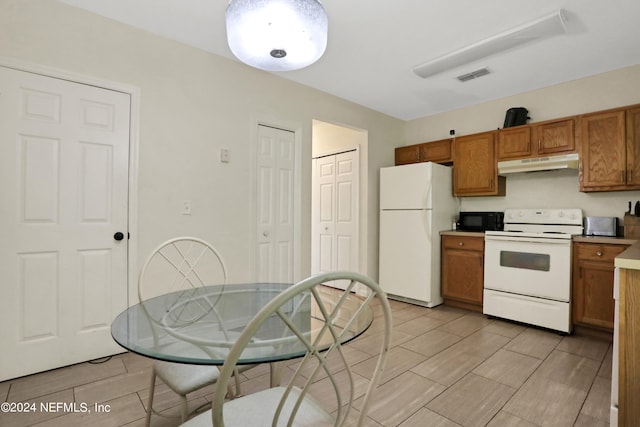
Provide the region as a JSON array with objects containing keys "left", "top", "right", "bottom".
[{"left": 220, "top": 148, "right": 230, "bottom": 163}]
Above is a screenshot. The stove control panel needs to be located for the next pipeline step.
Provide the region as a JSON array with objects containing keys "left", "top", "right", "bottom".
[{"left": 504, "top": 208, "right": 583, "bottom": 225}]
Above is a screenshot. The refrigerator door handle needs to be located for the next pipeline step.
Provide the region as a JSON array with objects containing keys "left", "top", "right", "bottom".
[
  {"left": 424, "top": 180, "right": 432, "bottom": 210},
  {"left": 423, "top": 209, "right": 432, "bottom": 242}
]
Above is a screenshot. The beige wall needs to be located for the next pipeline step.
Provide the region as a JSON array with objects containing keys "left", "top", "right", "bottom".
[
  {"left": 0, "top": 0, "right": 404, "bottom": 283},
  {"left": 404, "top": 66, "right": 640, "bottom": 222}
]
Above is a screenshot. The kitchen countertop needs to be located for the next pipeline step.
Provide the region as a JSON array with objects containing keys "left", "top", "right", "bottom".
[
  {"left": 440, "top": 231, "right": 638, "bottom": 245},
  {"left": 615, "top": 241, "right": 640, "bottom": 270},
  {"left": 573, "top": 235, "right": 637, "bottom": 245},
  {"left": 440, "top": 230, "right": 485, "bottom": 237}
]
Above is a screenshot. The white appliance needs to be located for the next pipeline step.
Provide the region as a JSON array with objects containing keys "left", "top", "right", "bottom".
[
  {"left": 497, "top": 152, "right": 579, "bottom": 174},
  {"left": 379, "top": 162, "right": 456, "bottom": 307},
  {"left": 483, "top": 208, "right": 583, "bottom": 333}
]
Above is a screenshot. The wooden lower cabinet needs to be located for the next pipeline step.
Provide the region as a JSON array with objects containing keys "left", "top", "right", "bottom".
[
  {"left": 441, "top": 234, "right": 484, "bottom": 311},
  {"left": 572, "top": 242, "right": 629, "bottom": 331},
  {"left": 617, "top": 265, "right": 640, "bottom": 426}
]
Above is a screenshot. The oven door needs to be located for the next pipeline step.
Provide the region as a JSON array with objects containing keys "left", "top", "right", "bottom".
[{"left": 483, "top": 234, "right": 571, "bottom": 301}]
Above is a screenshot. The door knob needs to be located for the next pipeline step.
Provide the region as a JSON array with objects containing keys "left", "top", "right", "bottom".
[{"left": 114, "top": 232, "right": 125, "bottom": 241}]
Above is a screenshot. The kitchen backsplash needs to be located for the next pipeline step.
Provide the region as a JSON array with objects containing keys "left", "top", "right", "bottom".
[{"left": 458, "top": 168, "right": 640, "bottom": 222}]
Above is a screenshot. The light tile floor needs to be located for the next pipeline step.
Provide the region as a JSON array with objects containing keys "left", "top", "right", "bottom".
[{"left": 0, "top": 299, "right": 613, "bottom": 426}]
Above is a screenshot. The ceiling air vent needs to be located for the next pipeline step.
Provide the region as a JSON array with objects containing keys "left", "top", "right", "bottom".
[{"left": 456, "top": 67, "right": 491, "bottom": 82}]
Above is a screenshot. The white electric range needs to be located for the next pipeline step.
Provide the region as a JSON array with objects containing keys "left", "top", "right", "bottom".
[{"left": 483, "top": 208, "right": 583, "bottom": 333}]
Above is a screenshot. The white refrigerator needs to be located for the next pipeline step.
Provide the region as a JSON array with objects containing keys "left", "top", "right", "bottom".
[{"left": 379, "top": 162, "right": 456, "bottom": 307}]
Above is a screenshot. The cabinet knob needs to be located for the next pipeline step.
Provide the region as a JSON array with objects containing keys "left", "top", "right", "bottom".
[
  {"left": 458, "top": 242, "right": 464, "bottom": 246},
  {"left": 596, "top": 251, "right": 603, "bottom": 257}
]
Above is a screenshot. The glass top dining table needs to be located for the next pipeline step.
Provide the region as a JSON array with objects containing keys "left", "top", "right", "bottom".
[{"left": 111, "top": 282, "right": 374, "bottom": 366}]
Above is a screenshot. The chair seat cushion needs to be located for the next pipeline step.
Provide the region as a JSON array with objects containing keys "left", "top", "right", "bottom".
[
  {"left": 155, "top": 361, "right": 220, "bottom": 395},
  {"left": 180, "top": 386, "right": 334, "bottom": 427}
]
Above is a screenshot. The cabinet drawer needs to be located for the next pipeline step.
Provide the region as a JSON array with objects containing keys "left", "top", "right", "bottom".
[
  {"left": 575, "top": 243, "right": 627, "bottom": 262},
  {"left": 442, "top": 235, "right": 484, "bottom": 251}
]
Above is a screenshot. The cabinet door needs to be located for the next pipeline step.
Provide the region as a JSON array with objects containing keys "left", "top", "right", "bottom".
[
  {"left": 421, "top": 139, "right": 452, "bottom": 163},
  {"left": 498, "top": 126, "right": 532, "bottom": 160},
  {"left": 453, "top": 131, "right": 504, "bottom": 196},
  {"left": 395, "top": 145, "right": 420, "bottom": 165},
  {"left": 573, "top": 260, "right": 616, "bottom": 330},
  {"left": 441, "top": 237, "right": 484, "bottom": 305},
  {"left": 626, "top": 107, "right": 640, "bottom": 186},
  {"left": 580, "top": 110, "right": 626, "bottom": 190},
  {"left": 534, "top": 118, "right": 576, "bottom": 155},
  {"left": 572, "top": 243, "right": 627, "bottom": 331}
]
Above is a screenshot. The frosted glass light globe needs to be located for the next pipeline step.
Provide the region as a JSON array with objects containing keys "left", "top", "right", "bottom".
[{"left": 226, "top": 0, "right": 328, "bottom": 71}]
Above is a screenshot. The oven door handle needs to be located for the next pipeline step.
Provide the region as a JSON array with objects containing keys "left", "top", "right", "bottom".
[{"left": 484, "top": 235, "right": 572, "bottom": 244}]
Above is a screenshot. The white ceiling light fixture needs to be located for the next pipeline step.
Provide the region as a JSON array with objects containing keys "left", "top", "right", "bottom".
[
  {"left": 226, "top": 0, "right": 328, "bottom": 72},
  {"left": 413, "top": 9, "right": 568, "bottom": 79}
]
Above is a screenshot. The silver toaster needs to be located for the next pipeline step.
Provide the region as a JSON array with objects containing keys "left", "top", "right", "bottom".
[{"left": 584, "top": 216, "right": 617, "bottom": 236}]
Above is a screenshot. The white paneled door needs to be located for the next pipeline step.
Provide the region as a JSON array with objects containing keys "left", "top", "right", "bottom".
[
  {"left": 256, "top": 125, "right": 295, "bottom": 283},
  {"left": 311, "top": 149, "right": 359, "bottom": 289},
  {"left": 0, "top": 67, "right": 130, "bottom": 381}
]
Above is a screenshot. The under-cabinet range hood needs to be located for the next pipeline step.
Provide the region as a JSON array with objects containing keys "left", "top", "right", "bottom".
[{"left": 498, "top": 153, "right": 579, "bottom": 174}]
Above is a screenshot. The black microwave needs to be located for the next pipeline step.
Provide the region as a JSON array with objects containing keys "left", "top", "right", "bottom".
[{"left": 457, "top": 211, "right": 504, "bottom": 232}]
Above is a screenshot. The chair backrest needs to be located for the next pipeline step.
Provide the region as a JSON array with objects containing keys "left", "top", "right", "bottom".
[
  {"left": 212, "top": 271, "right": 393, "bottom": 427},
  {"left": 138, "top": 237, "right": 228, "bottom": 302}
]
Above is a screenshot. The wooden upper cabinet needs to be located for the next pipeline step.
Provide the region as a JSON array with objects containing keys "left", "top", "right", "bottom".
[
  {"left": 626, "top": 106, "right": 640, "bottom": 186},
  {"left": 395, "top": 144, "right": 420, "bottom": 165},
  {"left": 453, "top": 131, "right": 506, "bottom": 196},
  {"left": 395, "top": 139, "right": 452, "bottom": 165},
  {"left": 534, "top": 118, "right": 576, "bottom": 155},
  {"left": 420, "top": 138, "right": 452, "bottom": 163},
  {"left": 498, "top": 126, "right": 532, "bottom": 160},
  {"left": 579, "top": 108, "right": 628, "bottom": 191},
  {"left": 497, "top": 118, "right": 576, "bottom": 161}
]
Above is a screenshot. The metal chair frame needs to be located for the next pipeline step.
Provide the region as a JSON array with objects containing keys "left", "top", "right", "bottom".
[
  {"left": 210, "top": 271, "right": 393, "bottom": 427},
  {"left": 138, "top": 237, "right": 238, "bottom": 426}
]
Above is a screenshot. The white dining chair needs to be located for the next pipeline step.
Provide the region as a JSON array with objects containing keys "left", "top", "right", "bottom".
[
  {"left": 178, "top": 270, "right": 393, "bottom": 427},
  {"left": 138, "top": 237, "right": 248, "bottom": 426}
]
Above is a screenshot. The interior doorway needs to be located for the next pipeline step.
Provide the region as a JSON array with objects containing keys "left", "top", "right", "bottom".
[{"left": 311, "top": 120, "right": 368, "bottom": 288}]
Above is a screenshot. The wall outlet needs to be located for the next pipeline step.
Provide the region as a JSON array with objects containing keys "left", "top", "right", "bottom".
[{"left": 182, "top": 201, "right": 191, "bottom": 215}]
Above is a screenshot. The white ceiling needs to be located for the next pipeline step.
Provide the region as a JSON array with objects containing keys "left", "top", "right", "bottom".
[{"left": 58, "top": 0, "right": 640, "bottom": 121}]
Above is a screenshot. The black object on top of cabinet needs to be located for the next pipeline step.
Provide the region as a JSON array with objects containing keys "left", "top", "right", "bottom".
[{"left": 503, "top": 107, "right": 529, "bottom": 128}]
